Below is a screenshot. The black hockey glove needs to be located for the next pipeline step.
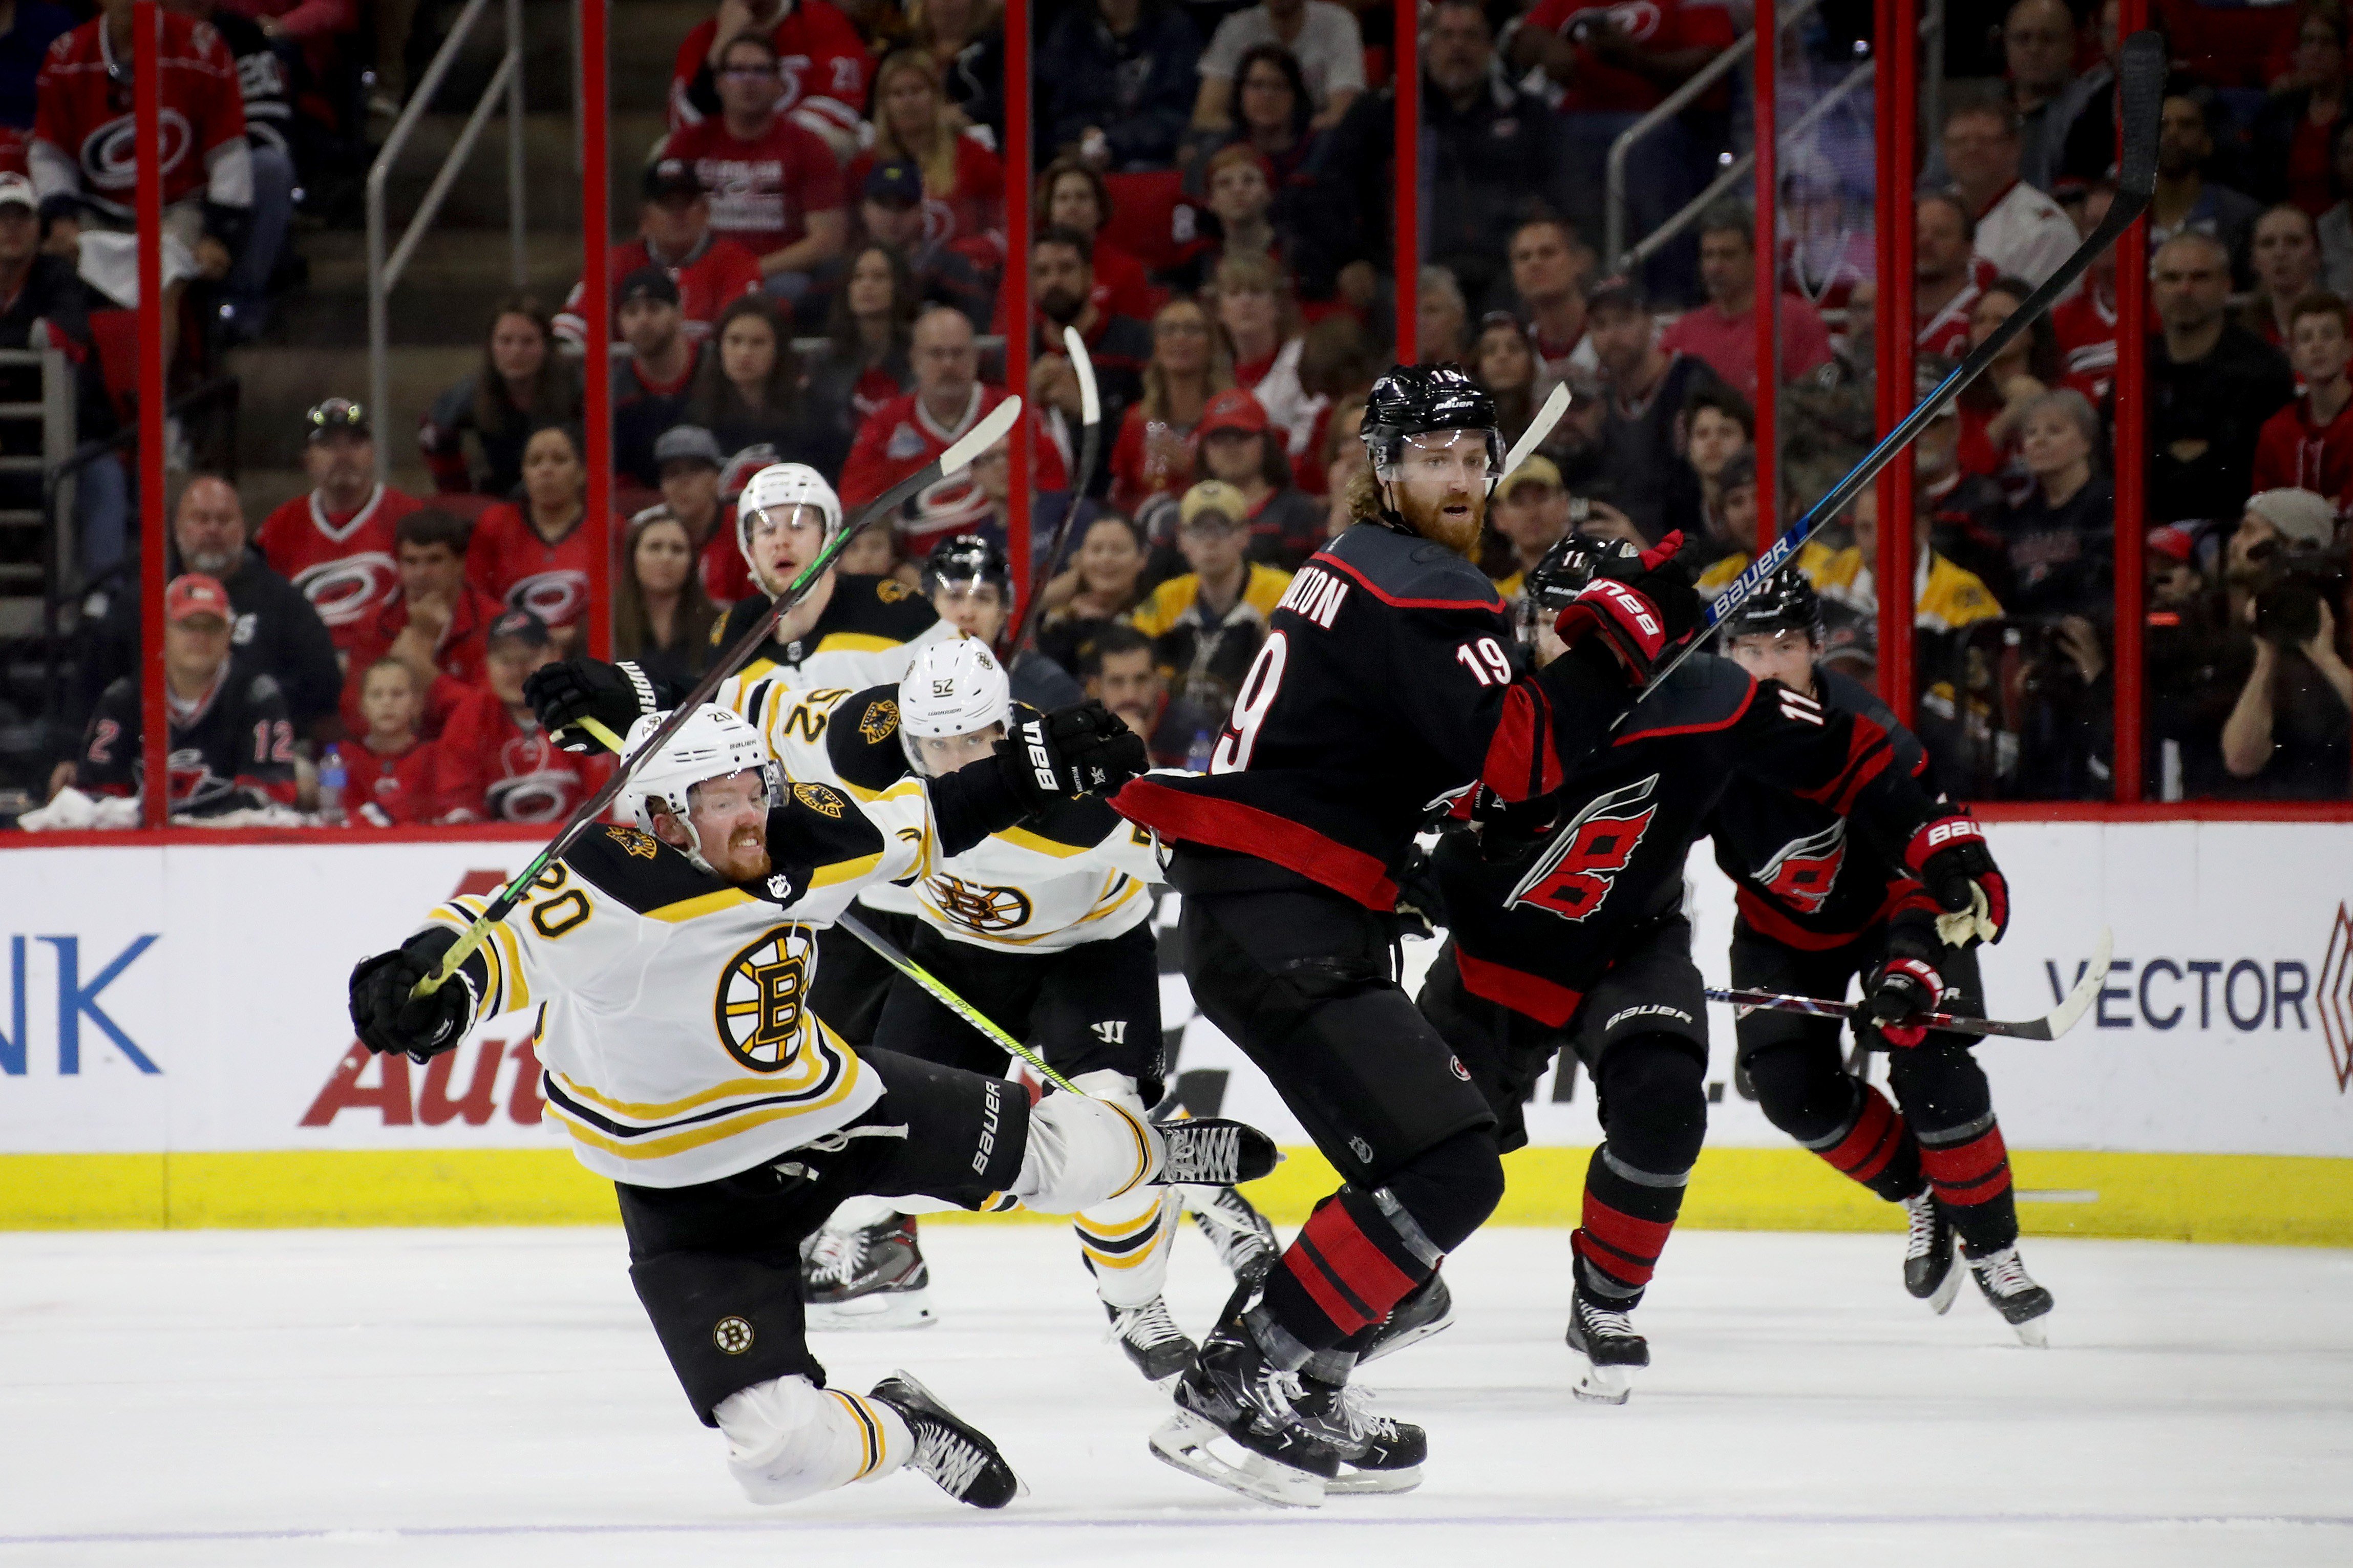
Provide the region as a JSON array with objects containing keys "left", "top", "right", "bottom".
[
  {"left": 1903, "top": 815, "right": 2010, "bottom": 946},
  {"left": 1863, "top": 950, "right": 1947, "bottom": 1048},
  {"left": 523, "top": 658, "right": 674, "bottom": 753},
  {"left": 348, "top": 928, "right": 474, "bottom": 1061},
  {"left": 1529, "top": 532, "right": 1702, "bottom": 685},
  {"left": 1391, "top": 841, "right": 1449, "bottom": 941},
  {"left": 994, "top": 701, "right": 1150, "bottom": 811}
]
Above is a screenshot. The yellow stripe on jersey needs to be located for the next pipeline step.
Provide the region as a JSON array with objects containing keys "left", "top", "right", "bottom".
[
  {"left": 1073, "top": 1200, "right": 1168, "bottom": 1239},
  {"left": 547, "top": 1052, "right": 870, "bottom": 1162},
  {"left": 812, "top": 852, "right": 885, "bottom": 887},
  {"left": 428, "top": 897, "right": 532, "bottom": 1018},
  {"left": 642, "top": 888, "right": 760, "bottom": 924},
  {"left": 550, "top": 1023, "right": 852, "bottom": 1121},
  {"left": 994, "top": 824, "right": 1098, "bottom": 859}
]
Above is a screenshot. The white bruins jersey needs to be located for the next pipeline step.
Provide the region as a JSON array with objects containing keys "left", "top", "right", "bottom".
[
  {"left": 721, "top": 679, "right": 1167, "bottom": 952},
  {"left": 709, "top": 573, "right": 958, "bottom": 692},
  {"left": 423, "top": 778, "right": 933, "bottom": 1189}
]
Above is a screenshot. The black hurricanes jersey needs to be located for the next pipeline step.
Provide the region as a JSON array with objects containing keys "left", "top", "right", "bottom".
[
  {"left": 1115, "top": 520, "right": 1636, "bottom": 909},
  {"left": 81, "top": 666, "right": 298, "bottom": 818},
  {"left": 1705, "top": 666, "right": 1951, "bottom": 950},
  {"left": 1436, "top": 655, "right": 1951, "bottom": 1026}
]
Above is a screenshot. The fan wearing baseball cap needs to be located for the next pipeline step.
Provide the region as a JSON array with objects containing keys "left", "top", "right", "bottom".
[
  {"left": 553, "top": 160, "right": 764, "bottom": 352},
  {"left": 1127, "top": 479, "right": 1296, "bottom": 717},
  {"left": 428, "top": 608, "right": 615, "bottom": 824},
  {"left": 73, "top": 574, "right": 300, "bottom": 820},
  {"left": 1192, "top": 388, "right": 1324, "bottom": 569},
  {"left": 256, "top": 397, "right": 426, "bottom": 653}
]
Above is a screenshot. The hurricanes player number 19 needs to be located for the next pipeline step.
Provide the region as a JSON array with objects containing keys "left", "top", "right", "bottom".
[{"left": 1209, "top": 632, "right": 1290, "bottom": 774}]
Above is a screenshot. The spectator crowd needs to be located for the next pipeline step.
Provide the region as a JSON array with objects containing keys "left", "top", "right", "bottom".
[{"left": 18, "top": 0, "right": 2353, "bottom": 826}]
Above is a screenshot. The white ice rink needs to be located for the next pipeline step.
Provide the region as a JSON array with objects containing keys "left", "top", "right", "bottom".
[{"left": 2, "top": 1223, "right": 2348, "bottom": 1568}]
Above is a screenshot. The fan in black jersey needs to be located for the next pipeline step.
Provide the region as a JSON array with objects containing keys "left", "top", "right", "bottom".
[
  {"left": 1411, "top": 540, "right": 2014, "bottom": 1402},
  {"left": 1113, "top": 365, "right": 1705, "bottom": 1505},
  {"left": 1707, "top": 568, "right": 2051, "bottom": 1343}
]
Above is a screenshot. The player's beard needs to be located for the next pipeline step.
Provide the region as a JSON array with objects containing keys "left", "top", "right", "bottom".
[
  {"left": 1397, "top": 483, "right": 1486, "bottom": 558},
  {"left": 712, "top": 824, "right": 773, "bottom": 883}
]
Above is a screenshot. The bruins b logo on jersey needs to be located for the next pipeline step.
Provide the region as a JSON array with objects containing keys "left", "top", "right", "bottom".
[
  {"left": 929, "top": 876, "right": 1034, "bottom": 934},
  {"left": 859, "top": 698, "right": 899, "bottom": 745},
  {"left": 714, "top": 926, "right": 817, "bottom": 1071}
]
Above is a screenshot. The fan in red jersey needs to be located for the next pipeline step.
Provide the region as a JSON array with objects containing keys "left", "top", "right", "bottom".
[
  {"left": 666, "top": 0, "right": 871, "bottom": 149},
  {"left": 339, "top": 507, "right": 504, "bottom": 741},
  {"left": 468, "top": 425, "right": 618, "bottom": 653},
  {"left": 256, "top": 398, "right": 422, "bottom": 653},
  {"left": 554, "top": 159, "right": 764, "bottom": 351},
  {"left": 2050, "top": 188, "right": 2122, "bottom": 402},
  {"left": 430, "top": 610, "right": 613, "bottom": 825},
  {"left": 344, "top": 657, "right": 439, "bottom": 827}
]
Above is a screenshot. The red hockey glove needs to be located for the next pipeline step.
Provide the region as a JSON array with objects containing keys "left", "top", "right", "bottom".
[
  {"left": 1903, "top": 815, "right": 2009, "bottom": 945},
  {"left": 1864, "top": 955, "right": 1945, "bottom": 1047},
  {"left": 1553, "top": 577, "right": 1670, "bottom": 685}
]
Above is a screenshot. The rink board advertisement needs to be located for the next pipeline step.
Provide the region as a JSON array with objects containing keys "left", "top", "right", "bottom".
[{"left": 1, "top": 825, "right": 2350, "bottom": 1239}]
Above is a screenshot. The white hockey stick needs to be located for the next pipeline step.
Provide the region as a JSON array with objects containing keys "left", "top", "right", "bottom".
[
  {"left": 1710, "top": 927, "right": 2113, "bottom": 1042},
  {"left": 1498, "top": 382, "right": 1571, "bottom": 484}
]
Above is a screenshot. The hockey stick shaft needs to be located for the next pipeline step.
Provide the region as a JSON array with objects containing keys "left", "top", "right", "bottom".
[
  {"left": 1007, "top": 326, "right": 1102, "bottom": 657},
  {"left": 1624, "top": 30, "right": 2165, "bottom": 707},
  {"left": 412, "top": 396, "right": 1027, "bottom": 997},
  {"left": 1498, "top": 383, "right": 1571, "bottom": 483},
  {"left": 837, "top": 912, "right": 1082, "bottom": 1092},
  {"left": 1706, "top": 927, "right": 2112, "bottom": 1042}
]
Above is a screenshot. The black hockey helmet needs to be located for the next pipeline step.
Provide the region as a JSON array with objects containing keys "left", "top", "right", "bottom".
[
  {"left": 922, "top": 533, "right": 1011, "bottom": 599},
  {"left": 1721, "top": 565, "right": 1824, "bottom": 643},
  {"left": 1360, "top": 364, "right": 1505, "bottom": 485}
]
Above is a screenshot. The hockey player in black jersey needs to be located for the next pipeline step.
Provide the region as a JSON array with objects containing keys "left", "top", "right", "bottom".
[
  {"left": 1412, "top": 541, "right": 2012, "bottom": 1403},
  {"left": 921, "top": 534, "right": 1086, "bottom": 712},
  {"left": 1113, "top": 366, "right": 1706, "bottom": 1506},
  {"left": 1708, "top": 569, "right": 2051, "bottom": 1344}
]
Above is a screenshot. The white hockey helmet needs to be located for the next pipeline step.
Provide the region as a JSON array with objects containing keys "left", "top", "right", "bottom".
[
  {"left": 617, "top": 705, "right": 772, "bottom": 872},
  {"left": 897, "top": 635, "right": 1011, "bottom": 775},
  {"left": 736, "top": 462, "right": 844, "bottom": 582}
]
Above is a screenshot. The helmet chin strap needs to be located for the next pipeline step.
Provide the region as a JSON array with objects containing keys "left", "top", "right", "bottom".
[{"left": 654, "top": 800, "right": 719, "bottom": 876}]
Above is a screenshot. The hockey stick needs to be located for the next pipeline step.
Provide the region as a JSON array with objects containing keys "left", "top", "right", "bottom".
[
  {"left": 1498, "top": 382, "right": 1571, "bottom": 484},
  {"left": 410, "top": 396, "right": 1027, "bottom": 999},
  {"left": 1621, "top": 29, "right": 2165, "bottom": 709},
  {"left": 1006, "top": 325, "right": 1102, "bottom": 656},
  {"left": 1709, "top": 927, "right": 2113, "bottom": 1042},
  {"left": 837, "top": 911, "right": 1083, "bottom": 1093}
]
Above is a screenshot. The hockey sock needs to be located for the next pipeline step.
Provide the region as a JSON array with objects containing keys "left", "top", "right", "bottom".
[
  {"left": 1572, "top": 1037, "right": 1706, "bottom": 1308},
  {"left": 714, "top": 1375, "right": 911, "bottom": 1505},
  {"left": 1800, "top": 1079, "right": 1925, "bottom": 1205},
  {"left": 1073, "top": 1185, "right": 1181, "bottom": 1309},
  {"left": 1011, "top": 1078, "right": 1158, "bottom": 1213},
  {"left": 1916, "top": 1112, "right": 2018, "bottom": 1255},
  {"left": 1253, "top": 1185, "right": 1445, "bottom": 1364}
]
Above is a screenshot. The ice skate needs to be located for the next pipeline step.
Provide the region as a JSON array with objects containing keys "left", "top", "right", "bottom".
[
  {"left": 1565, "top": 1283, "right": 1649, "bottom": 1404},
  {"left": 1158, "top": 1119, "right": 1280, "bottom": 1185},
  {"left": 1294, "top": 1373, "right": 1426, "bottom": 1494},
  {"left": 1188, "top": 1184, "right": 1282, "bottom": 1286},
  {"left": 1150, "top": 1318, "right": 1339, "bottom": 1507},
  {"left": 1968, "top": 1244, "right": 2054, "bottom": 1346},
  {"left": 1106, "top": 1297, "right": 1197, "bottom": 1385},
  {"left": 804, "top": 1215, "right": 936, "bottom": 1330},
  {"left": 1902, "top": 1190, "right": 1963, "bottom": 1314},
  {"left": 867, "top": 1371, "right": 1023, "bottom": 1508},
  {"left": 1356, "top": 1271, "right": 1456, "bottom": 1365}
]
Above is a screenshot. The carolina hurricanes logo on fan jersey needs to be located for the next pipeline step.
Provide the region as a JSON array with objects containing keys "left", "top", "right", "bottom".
[
  {"left": 1506, "top": 774, "right": 1661, "bottom": 922},
  {"left": 505, "top": 570, "right": 588, "bottom": 629},
  {"left": 485, "top": 734, "right": 577, "bottom": 822},
  {"left": 88, "top": 111, "right": 195, "bottom": 187},
  {"left": 1755, "top": 819, "right": 1849, "bottom": 914},
  {"left": 293, "top": 554, "right": 398, "bottom": 629},
  {"left": 907, "top": 471, "right": 990, "bottom": 536},
  {"left": 1560, "top": 2, "right": 1664, "bottom": 43}
]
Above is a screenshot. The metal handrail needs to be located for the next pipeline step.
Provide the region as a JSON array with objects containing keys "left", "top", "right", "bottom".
[
  {"left": 368, "top": 0, "right": 528, "bottom": 484},
  {"left": 1602, "top": 0, "right": 1824, "bottom": 271}
]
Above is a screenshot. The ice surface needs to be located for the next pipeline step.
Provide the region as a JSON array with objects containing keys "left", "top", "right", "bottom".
[{"left": 2, "top": 1223, "right": 2348, "bottom": 1567}]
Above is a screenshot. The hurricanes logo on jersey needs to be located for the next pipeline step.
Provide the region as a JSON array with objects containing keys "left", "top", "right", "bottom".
[
  {"left": 713, "top": 926, "right": 816, "bottom": 1071},
  {"left": 1506, "top": 774, "right": 1661, "bottom": 922},
  {"left": 928, "top": 876, "right": 1034, "bottom": 934},
  {"left": 860, "top": 698, "right": 900, "bottom": 745},
  {"left": 1756, "top": 820, "right": 1848, "bottom": 914},
  {"left": 292, "top": 554, "right": 398, "bottom": 628}
]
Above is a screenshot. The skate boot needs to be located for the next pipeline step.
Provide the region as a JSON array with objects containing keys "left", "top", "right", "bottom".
[
  {"left": 1189, "top": 1185, "right": 1282, "bottom": 1286},
  {"left": 1355, "top": 1270, "right": 1456, "bottom": 1365},
  {"left": 804, "top": 1215, "right": 936, "bottom": 1330},
  {"left": 1967, "top": 1244, "right": 2054, "bottom": 1347},
  {"left": 1293, "top": 1373, "right": 1426, "bottom": 1494},
  {"left": 1902, "top": 1190, "right": 1963, "bottom": 1314},
  {"left": 867, "top": 1370, "right": 1022, "bottom": 1508},
  {"left": 1107, "top": 1296, "right": 1197, "bottom": 1385},
  {"left": 1564, "top": 1282, "right": 1649, "bottom": 1405},
  {"left": 1158, "top": 1119, "right": 1280, "bottom": 1185},
  {"left": 1150, "top": 1317, "right": 1340, "bottom": 1507}
]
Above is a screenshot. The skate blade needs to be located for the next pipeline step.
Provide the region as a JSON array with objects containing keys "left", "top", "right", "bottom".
[
  {"left": 807, "top": 1291, "right": 938, "bottom": 1331},
  {"left": 1149, "top": 1410, "right": 1326, "bottom": 1509},
  {"left": 1571, "top": 1356, "right": 1635, "bottom": 1405},
  {"left": 1355, "top": 1310, "right": 1456, "bottom": 1367},
  {"left": 1328, "top": 1464, "right": 1423, "bottom": 1495},
  {"left": 2010, "top": 1315, "right": 2050, "bottom": 1348},
  {"left": 1928, "top": 1256, "right": 1964, "bottom": 1317}
]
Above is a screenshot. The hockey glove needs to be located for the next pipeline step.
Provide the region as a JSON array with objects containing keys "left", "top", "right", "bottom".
[
  {"left": 523, "top": 659, "right": 673, "bottom": 753},
  {"left": 1529, "top": 531, "right": 1703, "bottom": 641},
  {"left": 994, "top": 701, "right": 1150, "bottom": 810},
  {"left": 1391, "top": 841, "right": 1448, "bottom": 941},
  {"left": 1552, "top": 577, "right": 1673, "bottom": 685},
  {"left": 1903, "top": 815, "right": 2010, "bottom": 945},
  {"left": 348, "top": 928, "right": 475, "bottom": 1060},
  {"left": 1863, "top": 953, "right": 1946, "bottom": 1048}
]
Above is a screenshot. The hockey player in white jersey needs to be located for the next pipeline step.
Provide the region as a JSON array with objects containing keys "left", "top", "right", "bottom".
[{"left": 348, "top": 705, "right": 1276, "bottom": 1511}]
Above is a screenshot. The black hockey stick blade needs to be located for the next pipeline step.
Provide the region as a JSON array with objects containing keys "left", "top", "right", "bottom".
[
  {"left": 1707, "top": 927, "right": 2114, "bottom": 1043},
  {"left": 412, "top": 398, "right": 1026, "bottom": 995},
  {"left": 1625, "top": 31, "right": 2165, "bottom": 708},
  {"left": 1008, "top": 325, "right": 1102, "bottom": 656}
]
